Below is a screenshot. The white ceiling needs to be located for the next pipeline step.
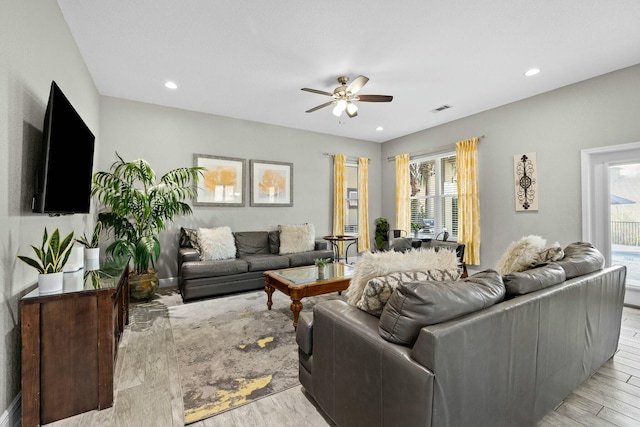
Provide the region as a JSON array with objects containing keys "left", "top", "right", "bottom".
[{"left": 57, "top": 0, "right": 640, "bottom": 143}]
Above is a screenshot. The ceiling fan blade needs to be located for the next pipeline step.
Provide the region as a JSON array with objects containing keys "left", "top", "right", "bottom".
[
  {"left": 306, "top": 101, "right": 334, "bottom": 113},
  {"left": 357, "top": 95, "right": 393, "bottom": 102},
  {"left": 347, "top": 75, "right": 369, "bottom": 95},
  {"left": 301, "top": 88, "right": 334, "bottom": 97}
]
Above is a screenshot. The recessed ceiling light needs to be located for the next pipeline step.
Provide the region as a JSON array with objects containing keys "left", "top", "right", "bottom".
[
  {"left": 524, "top": 68, "right": 540, "bottom": 77},
  {"left": 376, "top": 126, "right": 384, "bottom": 131},
  {"left": 164, "top": 81, "right": 178, "bottom": 89}
]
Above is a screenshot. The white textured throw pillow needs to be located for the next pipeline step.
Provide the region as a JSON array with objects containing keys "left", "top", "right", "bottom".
[
  {"left": 494, "top": 235, "right": 546, "bottom": 275},
  {"left": 279, "top": 224, "right": 315, "bottom": 254},
  {"left": 345, "top": 248, "right": 460, "bottom": 306},
  {"left": 198, "top": 226, "right": 237, "bottom": 261}
]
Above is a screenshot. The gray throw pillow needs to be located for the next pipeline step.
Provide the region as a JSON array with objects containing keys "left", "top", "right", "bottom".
[
  {"left": 502, "top": 264, "right": 566, "bottom": 298},
  {"left": 378, "top": 270, "right": 505, "bottom": 346}
]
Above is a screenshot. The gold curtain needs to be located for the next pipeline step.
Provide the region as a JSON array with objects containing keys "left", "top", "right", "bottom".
[
  {"left": 333, "top": 154, "right": 346, "bottom": 256},
  {"left": 456, "top": 138, "right": 480, "bottom": 264},
  {"left": 357, "top": 157, "right": 370, "bottom": 252},
  {"left": 395, "top": 154, "right": 410, "bottom": 234}
]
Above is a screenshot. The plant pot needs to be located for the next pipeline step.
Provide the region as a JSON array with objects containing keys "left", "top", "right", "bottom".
[
  {"left": 317, "top": 266, "right": 325, "bottom": 280},
  {"left": 85, "top": 247, "right": 100, "bottom": 260},
  {"left": 63, "top": 269, "right": 84, "bottom": 292},
  {"left": 129, "top": 270, "right": 159, "bottom": 300},
  {"left": 38, "top": 272, "right": 64, "bottom": 295}
]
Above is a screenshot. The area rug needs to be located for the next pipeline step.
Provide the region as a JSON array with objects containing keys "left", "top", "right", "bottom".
[{"left": 168, "top": 289, "right": 341, "bottom": 424}]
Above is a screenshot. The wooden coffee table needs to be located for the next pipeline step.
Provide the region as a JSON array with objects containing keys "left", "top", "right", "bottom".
[{"left": 264, "top": 263, "right": 354, "bottom": 329}]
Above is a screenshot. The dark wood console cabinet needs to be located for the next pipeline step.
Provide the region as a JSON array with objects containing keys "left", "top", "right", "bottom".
[{"left": 21, "top": 266, "right": 129, "bottom": 427}]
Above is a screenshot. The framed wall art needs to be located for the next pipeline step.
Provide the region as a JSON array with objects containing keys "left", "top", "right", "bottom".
[
  {"left": 193, "top": 154, "right": 245, "bottom": 207},
  {"left": 514, "top": 152, "right": 538, "bottom": 211},
  {"left": 250, "top": 160, "right": 293, "bottom": 207}
]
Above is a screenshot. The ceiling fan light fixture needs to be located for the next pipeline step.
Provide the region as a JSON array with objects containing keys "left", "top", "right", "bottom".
[
  {"left": 333, "top": 99, "right": 347, "bottom": 117},
  {"left": 346, "top": 102, "right": 358, "bottom": 116}
]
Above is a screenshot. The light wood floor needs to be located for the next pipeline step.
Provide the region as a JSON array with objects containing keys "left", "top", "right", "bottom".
[{"left": 44, "top": 288, "right": 640, "bottom": 427}]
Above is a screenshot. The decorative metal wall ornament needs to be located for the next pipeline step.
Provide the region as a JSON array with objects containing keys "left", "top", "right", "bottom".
[{"left": 514, "top": 152, "right": 539, "bottom": 211}]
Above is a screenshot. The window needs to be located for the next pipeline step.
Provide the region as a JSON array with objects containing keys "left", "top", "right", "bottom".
[
  {"left": 410, "top": 153, "right": 457, "bottom": 240},
  {"left": 344, "top": 162, "right": 358, "bottom": 234}
]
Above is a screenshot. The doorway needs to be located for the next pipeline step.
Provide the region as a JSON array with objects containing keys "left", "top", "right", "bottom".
[{"left": 582, "top": 142, "right": 640, "bottom": 307}]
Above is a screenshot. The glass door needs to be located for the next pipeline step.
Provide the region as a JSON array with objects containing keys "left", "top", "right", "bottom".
[{"left": 610, "top": 163, "right": 640, "bottom": 289}]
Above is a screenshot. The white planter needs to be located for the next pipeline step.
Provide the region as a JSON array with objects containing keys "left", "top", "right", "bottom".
[
  {"left": 38, "top": 272, "right": 64, "bottom": 295},
  {"left": 63, "top": 269, "right": 84, "bottom": 292},
  {"left": 85, "top": 257, "right": 100, "bottom": 271},
  {"left": 85, "top": 247, "right": 100, "bottom": 260}
]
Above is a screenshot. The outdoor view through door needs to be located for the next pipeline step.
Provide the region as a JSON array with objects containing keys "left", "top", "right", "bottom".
[
  {"left": 344, "top": 163, "right": 358, "bottom": 234},
  {"left": 610, "top": 162, "right": 640, "bottom": 288}
]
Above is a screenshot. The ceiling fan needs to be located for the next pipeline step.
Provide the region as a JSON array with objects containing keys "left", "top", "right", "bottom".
[{"left": 301, "top": 75, "right": 393, "bottom": 118}]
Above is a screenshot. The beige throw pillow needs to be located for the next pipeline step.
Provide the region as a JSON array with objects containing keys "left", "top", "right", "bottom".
[
  {"left": 278, "top": 224, "right": 315, "bottom": 254},
  {"left": 198, "top": 226, "right": 236, "bottom": 260},
  {"left": 494, "top": 235, "right": 546, "bottom": 275}
]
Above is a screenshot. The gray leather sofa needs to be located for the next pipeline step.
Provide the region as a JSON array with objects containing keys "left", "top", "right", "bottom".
[
  {"left": 178, "top": 229, "right": 334, "bottom": 301},
  {"left": 296, "top": 242, "right": 627, "bottom": 427}
]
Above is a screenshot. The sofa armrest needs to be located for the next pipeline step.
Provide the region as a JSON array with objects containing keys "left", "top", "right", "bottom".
[
  {"left": 314, "top": 240, "right": 328, "bottom": 251},
  {"left": 296, "top": 312, "right": 313, "bottom": 355},
  {"left": 179, "top": 248, "right": 200, "bottom": 263},
  {"left": 310, "top": 300, "right": 434, "bottom": 427}
]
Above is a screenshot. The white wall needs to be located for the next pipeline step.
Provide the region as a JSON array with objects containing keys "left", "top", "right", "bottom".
[
  {"left": 0, "top": 0, "right": 100, "bottom": 419},
  {"left": 98, "top": 97, "right": 382, "bottom": 280},
  {"left": 382, "top": 64, "right": 640, "bottom": 270}
]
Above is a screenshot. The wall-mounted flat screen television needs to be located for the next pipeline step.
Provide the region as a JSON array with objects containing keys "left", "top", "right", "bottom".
[{"left": 33, "top": 81, "right": 95, "bottom": 215}]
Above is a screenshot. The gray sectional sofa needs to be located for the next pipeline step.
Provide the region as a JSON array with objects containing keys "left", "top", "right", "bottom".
[
  {"left": 178, "top": 228, "right": 334, "bottom": 301},
  {"left": 296, "top": 242, "right": 627, "bottom": 427}
]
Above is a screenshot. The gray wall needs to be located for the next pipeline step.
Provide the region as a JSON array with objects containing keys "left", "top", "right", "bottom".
[
  {"left": 0, "top": 0, "right": 100, "bottom": 418},
  {"left": 382, "top": 64, "right": 640, "bottom": 270},
  {"left": 98, "top": 97, "right": 383, "bottom": 280}
]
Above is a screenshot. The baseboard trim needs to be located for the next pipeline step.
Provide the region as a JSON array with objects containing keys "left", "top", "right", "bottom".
[
  {"left": 159, "top": 277, "right": 178, "bottom": 288},
  {"left": 0, "top": 392, "right": 21, "bottom": 427}
]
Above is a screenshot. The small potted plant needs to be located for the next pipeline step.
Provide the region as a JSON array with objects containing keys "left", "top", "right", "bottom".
[
  {"left": 17, "top": 228, "right": 75, "bottom": 294},
  {"left": 75, "top": 220, "right": 103, "bottom": 263},
  {"left": 314, "top": 257, "right": 331, "bottom": 279},
  {"left": 411, "top": 222, "right": 421, "bottom": 238}
]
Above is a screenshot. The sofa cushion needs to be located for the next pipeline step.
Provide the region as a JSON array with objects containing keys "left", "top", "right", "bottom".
[
  {"left": 241, "top": 254, "right": 289, "bottom": 272},
  {"left": 181, "top": 258, "right": 249, "bottom": 280},
  {"left": 503, "top": 264, "right": 566, "bottom": 298},
  {"left": 198, "top": 226, "right": 237, "bottom": 260},
  {"left": 234, "top": 231, "right": 270, "bottom": 256},
  {"left": 345, "top": 248, "right": 459, "bottom": 306},
  {"left": 283, "top": 249, "right": 334, "bottom": 268},
  {"left": 378, "top": 270, "right": 505, "bottom": 346},
  {"left": 495, "top": 235, "right": 546, "bottom": 275},
  {"left": 268, "top": 230, "right": 280, "bottom": 254},
  {"left": 553, "top": 242, "right": 604, "bottom": 279},
  {"left": 357, "top": 269, "right": 462, "bottom": 317},
  {"left": 279, "top": 224, "right": 315, "bottom": 254}
]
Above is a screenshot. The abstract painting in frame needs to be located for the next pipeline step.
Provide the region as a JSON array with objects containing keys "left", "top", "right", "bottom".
[
  {"left": 193, "top": 154, "right": 245, "bottom": 207},
  {"left": 250, "top": 160, "right": 293, "bottom": 207},
  {"left": 514, "top": 152, "right": 538, "bottom": 211}
]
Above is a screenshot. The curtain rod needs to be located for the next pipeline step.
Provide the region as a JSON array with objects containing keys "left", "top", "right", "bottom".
[
  {"left": 323, "top": 153, "right": 370, "bottom": 162},
  {"left": 386, "top": 135, "right": 485, "bottom": 161}
]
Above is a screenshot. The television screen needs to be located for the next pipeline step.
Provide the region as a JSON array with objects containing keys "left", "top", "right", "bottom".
[{"left": 33, "top": 81, "right": 95, "bottom": 214}]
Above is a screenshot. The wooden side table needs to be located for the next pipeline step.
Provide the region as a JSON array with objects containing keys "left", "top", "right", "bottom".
[
  {"left": 323, "top": 235, "right": 358, "bottom": 264},
  {"left": 21, "top": 266, "right": 129, "bottom": 427}
]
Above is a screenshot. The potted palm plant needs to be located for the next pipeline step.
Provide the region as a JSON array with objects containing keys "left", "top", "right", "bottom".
[
  {"left": 91, "top": 153, "right": 202, "bottom": 300},
  {"left": 314, "top": 257, "right": 331, "bottom": 279},
  {"left": 17, "top": 228, "right": 75, "bottom": 294}
]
